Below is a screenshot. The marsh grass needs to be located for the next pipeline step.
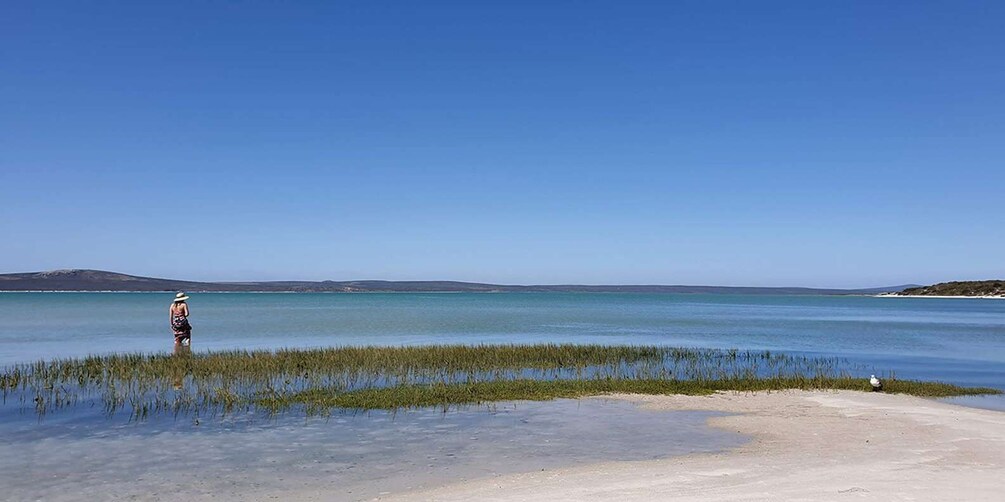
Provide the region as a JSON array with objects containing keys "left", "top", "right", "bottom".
[
  {"left": 1, "top": 344, "right": 998, "bottom": 419},
  {"left": 261, "top": 377, "right": 995, "bottom": 413}
]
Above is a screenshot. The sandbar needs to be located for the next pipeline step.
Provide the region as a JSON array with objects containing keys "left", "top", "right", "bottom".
[{"left": 380, "top": 391, "right": 1005, "bottom": 501}]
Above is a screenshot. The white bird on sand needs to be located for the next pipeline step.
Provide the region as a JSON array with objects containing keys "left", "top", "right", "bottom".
[{"left": 870, "top": 375, "right": 883, "bottom": 392}]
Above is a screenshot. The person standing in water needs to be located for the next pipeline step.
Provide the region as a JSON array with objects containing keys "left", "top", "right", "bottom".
[{"left": 170, "top": 292, "right": 192, "bottom": 346}]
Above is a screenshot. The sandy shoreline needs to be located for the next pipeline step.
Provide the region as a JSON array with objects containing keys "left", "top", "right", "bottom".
[{"left": 379, "top": 391, "right": 1005, "bottom": 501}]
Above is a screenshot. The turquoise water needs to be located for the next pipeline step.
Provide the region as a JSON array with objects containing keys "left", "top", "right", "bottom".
[
  {"left": 2, "top": 292, "right": 1002, "bottom": 499},
  {"left": 2, "top": 292, "right": 1003, "bottom": 391}
]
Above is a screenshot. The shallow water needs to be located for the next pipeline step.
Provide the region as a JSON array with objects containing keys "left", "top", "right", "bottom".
[
  {"left": 2, "top": 292, "right": 1002, "bottom": 388},
  {"left": 0, "top": 398, "right": 742, "bottom": 501},
  {"left": 2, "top": 292, "right": 1002, "bottom": 497}
]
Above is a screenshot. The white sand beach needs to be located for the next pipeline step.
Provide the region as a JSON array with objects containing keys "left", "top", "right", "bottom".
[{"left": 381, "top": 391, "right": 1005, "bottom": 501}]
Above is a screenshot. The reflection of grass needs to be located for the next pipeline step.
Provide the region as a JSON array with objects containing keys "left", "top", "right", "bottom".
[{"left": 1, "top": 344, "right": 999, "bottom": 418}]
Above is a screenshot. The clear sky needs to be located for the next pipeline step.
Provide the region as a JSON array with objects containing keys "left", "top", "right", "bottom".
[{"left": 2, "top": 1, "right": 1003, "bottom": 287}]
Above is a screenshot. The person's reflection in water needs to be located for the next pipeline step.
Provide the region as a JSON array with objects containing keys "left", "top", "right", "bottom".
[{"left": 172, "top": 343, "right": 192, "bottom": 390}]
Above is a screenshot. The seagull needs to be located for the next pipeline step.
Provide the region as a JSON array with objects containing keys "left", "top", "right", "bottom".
[{"left": 870, "top": 375, "right": 883, "bottom": 392}]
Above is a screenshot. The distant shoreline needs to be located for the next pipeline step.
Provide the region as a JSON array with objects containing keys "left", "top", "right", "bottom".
[
  {"left": 876, "top": 293, "right": 1005, "bottom": 299},
  {"left": 0, "top": 290, "right": 472, "bottom": 294},
  {"left": 0, "top": 269, "right": 913, "bottom": 295},
  {"left": 0, "top": 290, "right": 884, "bottom": 296}
]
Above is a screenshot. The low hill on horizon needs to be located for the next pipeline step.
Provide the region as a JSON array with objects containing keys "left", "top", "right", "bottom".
[
  {"left": 0, "top": 269, "right": 914, "bottom": 295},
  {"left": 897, "top": 280, "right": 1005, "bottom": 297}
]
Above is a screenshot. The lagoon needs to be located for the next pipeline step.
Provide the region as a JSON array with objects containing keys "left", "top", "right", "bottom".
[
  {"left": 2, "top": 292, "right": 1003, "bottom": 392},
  {"left": 2, "top": 292, "right": 1003, "bottom": 500}
]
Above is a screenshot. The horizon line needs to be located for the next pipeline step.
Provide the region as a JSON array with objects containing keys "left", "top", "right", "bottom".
[{"left": 0, "top": 268, "right": 924, "bottom": 291}]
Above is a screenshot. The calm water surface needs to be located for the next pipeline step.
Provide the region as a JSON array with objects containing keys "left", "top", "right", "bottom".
[
  {"left": 2, "top": 292, "right": 1002, "bottom": 500},
  {"left": 0, "top": 398, "right": 742, "bottom": 501},
  {"left": 2, "top": 292, "right": 1003, "bottom": 387}
]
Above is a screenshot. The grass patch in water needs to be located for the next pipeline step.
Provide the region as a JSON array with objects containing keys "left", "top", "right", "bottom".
[
  {"left": 261, "top": 377, "right": 999, "bottom": 412},
  {"left": 1, "top": 344, "right": 999, "bottom": 418}
]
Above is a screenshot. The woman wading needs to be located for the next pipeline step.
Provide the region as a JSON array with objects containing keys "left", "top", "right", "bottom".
[{"left": 170, "top": 292, "right": 192, "bottom": 346}]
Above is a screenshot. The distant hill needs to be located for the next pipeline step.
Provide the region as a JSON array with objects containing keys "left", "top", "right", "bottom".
[
  {"left": 0, "top": 269, "right": 913, "bottom": 295},
  {"left": 897, "top": 280, "right": 1005, "bottom": 297}
]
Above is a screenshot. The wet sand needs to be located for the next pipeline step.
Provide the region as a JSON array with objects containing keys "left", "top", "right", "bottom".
[{"left": 383, "top": 391, "right": 1005, "bottom": 501}]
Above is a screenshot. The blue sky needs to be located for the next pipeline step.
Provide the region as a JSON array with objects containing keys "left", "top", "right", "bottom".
[{"left": 2, "top": 1, "right": 1003, "bottom": 287}]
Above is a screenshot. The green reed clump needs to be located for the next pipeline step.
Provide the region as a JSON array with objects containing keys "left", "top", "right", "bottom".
[
  {"left": 260, "top": 377, "right": 1000, "bottom": 412},
  {"left": 0, "top": 344, "right": 999, "bottom": 418}
]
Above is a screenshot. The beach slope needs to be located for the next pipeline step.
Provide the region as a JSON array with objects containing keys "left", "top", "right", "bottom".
[{"left": 383, "top": 391, "right": 1005, "bottom": 501}]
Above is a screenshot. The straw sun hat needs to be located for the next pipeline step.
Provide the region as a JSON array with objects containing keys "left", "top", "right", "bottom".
[{"left": 173, "top": 292, "right": 190, "bottom": 302}]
